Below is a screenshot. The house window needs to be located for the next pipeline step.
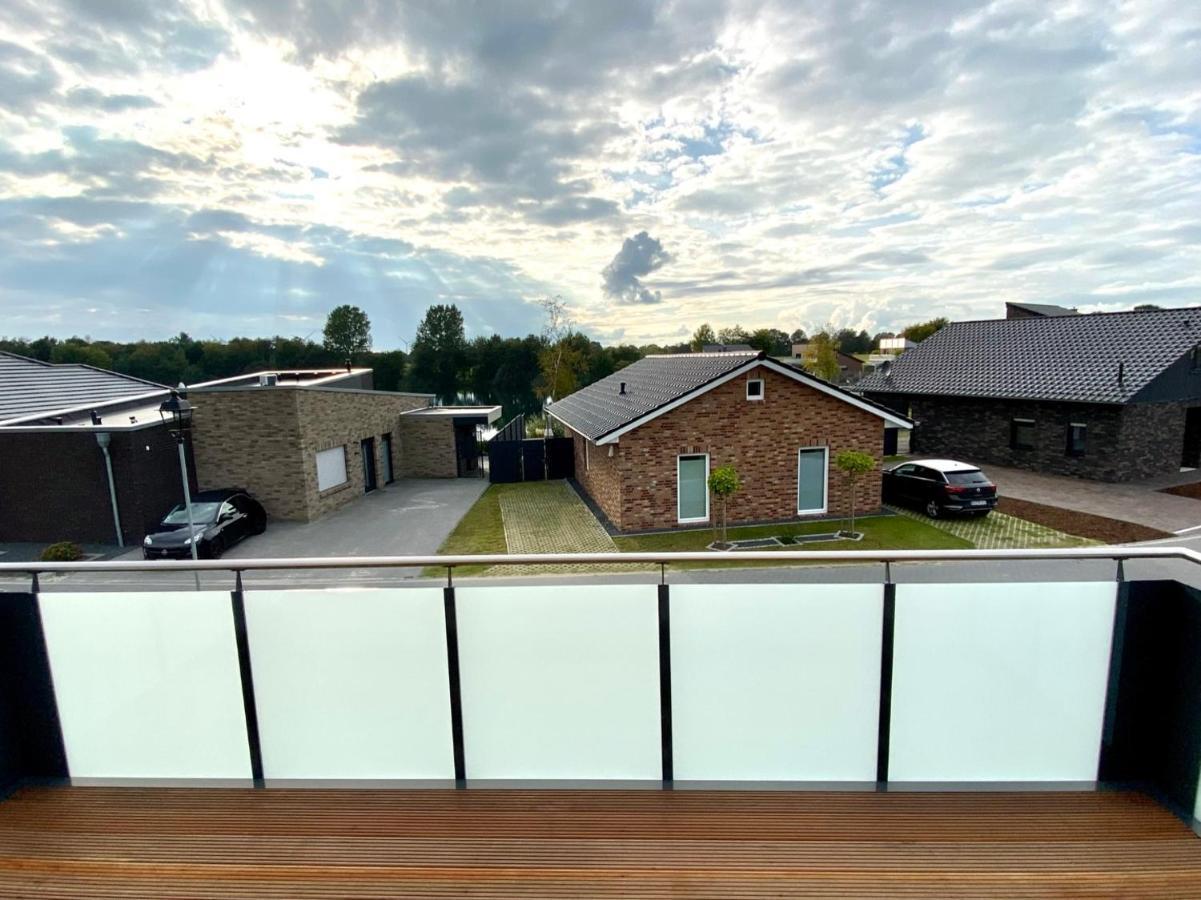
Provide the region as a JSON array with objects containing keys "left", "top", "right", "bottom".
[
  {"left": 315, "top": 446, "right": 348, "bottom": 491},
  {"left": 1010, "top": 418, "right": 1035, "bottom": 450},
  {"left": 1066, "top": 423, "right": 1086, "bottom": 457},
  {"left": 746, "top": 378, "right": 764, "bottom": 401},
  {"left": 677, "top": 454, "right": 710, "bottom": 523},
  {"left": 797, "top": 447, "right": 828, "bottom": 514}
]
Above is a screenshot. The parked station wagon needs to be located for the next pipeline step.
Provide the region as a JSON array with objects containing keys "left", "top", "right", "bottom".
[{"left": 882, "top": 459, "right": 998, "bottom": 518}]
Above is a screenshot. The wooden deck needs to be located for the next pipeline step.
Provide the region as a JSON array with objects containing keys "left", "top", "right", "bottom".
[{"left": 1, "top": 785, "right": 1200, "bottom": 898}]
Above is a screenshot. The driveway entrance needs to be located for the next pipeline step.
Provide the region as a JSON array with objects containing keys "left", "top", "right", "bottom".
[{"left": 964, "top": 463, "right": 1201, "bottom": 535}]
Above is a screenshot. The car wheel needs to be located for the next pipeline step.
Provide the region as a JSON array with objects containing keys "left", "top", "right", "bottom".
[
  {"left": 925, "top": 500, "right": 941, "bottom": 518},
  {"left": 205, "top": 537, "right": 225, "bottom": 559}
]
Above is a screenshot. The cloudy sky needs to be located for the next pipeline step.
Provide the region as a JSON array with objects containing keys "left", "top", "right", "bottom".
[{"left": 1, "top": 1, "right": 1199, "bottom": 348}]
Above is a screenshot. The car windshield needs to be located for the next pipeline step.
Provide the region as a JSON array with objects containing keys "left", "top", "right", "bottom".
[
  {"left": 946, "top": 470, "right": 989, "bottom": 485},
  {"left": 162, "top": 502, "right": 221, "bottom": 525}
]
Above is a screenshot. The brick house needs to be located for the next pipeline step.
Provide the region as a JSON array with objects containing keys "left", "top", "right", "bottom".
[
  {"left": 855, "top": 306, "right": 1201, "bottom": 482},
  {"left": 0, "top": 353, "right": 499, "bottom": 543},
  {"left": 546, "top": 351, "right": 911, "bottom": 533},
  {"left": 189, "top": 374, "right": 499, "bottom": 522}
]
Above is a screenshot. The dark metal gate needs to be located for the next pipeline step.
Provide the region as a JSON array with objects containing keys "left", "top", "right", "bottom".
[{"left": 487, "top": 414, "right": 575, "bottom": 483}]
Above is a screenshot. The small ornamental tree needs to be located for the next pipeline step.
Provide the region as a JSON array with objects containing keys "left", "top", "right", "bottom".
[
  {"left": 834, "top": 450, "right": 876, "bottom": 537},
  {"left": 708, "top": 465, "right": 742, "bottom": 547}
]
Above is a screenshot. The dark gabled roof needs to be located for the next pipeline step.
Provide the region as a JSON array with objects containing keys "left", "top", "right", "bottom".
[
  {"left": 855, "top": 306, "right": 1201, "bottom": 404},
  {"left": 1006, "top": 301, "right": 1079, "bottom": 317},
  {"left": 549, "top": 351, "right": 760, "bottom": 441},
  {"left": 0, "top": 351, "right": 167, "bottom": 425},
  {"left": 549, "top": 351, "right": 910, "bottom": 442}
]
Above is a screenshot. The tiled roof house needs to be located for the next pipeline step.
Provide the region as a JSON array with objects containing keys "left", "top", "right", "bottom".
[{"left": 855, "top": 306, "right": 1201, "bottom": 481}]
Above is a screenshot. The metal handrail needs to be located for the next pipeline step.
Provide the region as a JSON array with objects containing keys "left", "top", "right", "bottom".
[{"left": 1, "top": 545, "right": 1198, "bottom": 574}]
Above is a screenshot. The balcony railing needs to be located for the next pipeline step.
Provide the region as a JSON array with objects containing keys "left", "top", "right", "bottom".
[{"left": 1, "top": 547, "right": 1199, "bottom": 829}]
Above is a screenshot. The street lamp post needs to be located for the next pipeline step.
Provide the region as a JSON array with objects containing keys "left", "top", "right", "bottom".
[{"left": 159, "top": 387, "right": 200, "bottom": 589}]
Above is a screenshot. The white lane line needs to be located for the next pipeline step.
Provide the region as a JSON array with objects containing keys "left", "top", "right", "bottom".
[{"left": 1174, "top": 523, "right": 1201, "bottom": 534}]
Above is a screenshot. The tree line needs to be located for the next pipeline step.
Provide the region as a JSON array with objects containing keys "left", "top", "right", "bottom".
[{"left": 1, "top": 305, "right": 949, "bottom": 423}]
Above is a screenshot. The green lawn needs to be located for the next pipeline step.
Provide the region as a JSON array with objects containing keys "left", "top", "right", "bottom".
[
  {"left": 427, "top": 482, "right": 971, "bottom": 577},
  {"left": 424, "top": 483, "right": 507, "bottom": 577},
  {"left": 613, "top": 514, "right": 971, "bottom": 569}
]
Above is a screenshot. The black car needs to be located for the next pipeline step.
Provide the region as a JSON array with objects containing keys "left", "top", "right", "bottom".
[
  {"left": 143, "top": 489, "right": 267, "bottom": 559},
  {"left": 882, "top": 459, "right": 998, "bottom": 518}
]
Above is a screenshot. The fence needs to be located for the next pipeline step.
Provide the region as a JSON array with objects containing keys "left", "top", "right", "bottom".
[
  {"left": 486, "top": 413, "right": 574, "bottom": 483},
  {"left": 1, "top": 547, "right": 1199, "bottom": 826}
]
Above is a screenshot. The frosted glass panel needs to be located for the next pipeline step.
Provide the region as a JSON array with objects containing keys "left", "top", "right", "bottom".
[
  {"left": 457, "top": 585, "right": 661, "bottom": 779},
  {"left": 671, "top": 584, "right": 882, "bottom": 781},
  {"left": 797, "top": 448, "right": 827, "bottom": 512},
  {"left": 677, "top": 455, "right": 708, "bottom": 521},
  {"left": 889, "top": 582, "right": 1116, "bottom": 782},
  {"left": 38, "top": 591, "right": 250, "bottom": 779},
  {"left": 244, "top": 589, "right": 454, "bottom": 779}
]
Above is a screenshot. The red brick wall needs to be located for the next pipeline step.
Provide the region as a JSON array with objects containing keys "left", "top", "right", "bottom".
[
  {"left": 571, "top": 427, "right": 624, "bottom": 528},
  {"left": 579, "top": 364, "right": 885, "bottom": 532}
]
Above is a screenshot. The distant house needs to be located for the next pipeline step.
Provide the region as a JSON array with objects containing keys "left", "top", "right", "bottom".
[
  {"left": 0, "top": 352, "right": 497, "bottom": 544},
  {"left": 702, "top": 343, "right": 754, "bottom": 353},
  {"left": 547, "top": 351, "right": 910, "bottom": 533},
  {"left": 855, "top": 306, "right": 1201, "bottom": 482},
  {"left": 1005, "top": 301, "right": 1079, "bottom": 319},
  {"left": 791, "top": 343, "right": 865, "bottom": 384}
]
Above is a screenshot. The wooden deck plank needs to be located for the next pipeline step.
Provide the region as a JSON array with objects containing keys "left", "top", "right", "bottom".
[{"left": 0, "top": 786, "right": 1199, "bottom": 898}]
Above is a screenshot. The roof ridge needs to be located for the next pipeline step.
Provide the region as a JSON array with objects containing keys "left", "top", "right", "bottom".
[
  {"left": 944, "top": 304, "right": 1201, "bottom": 329},
  {"left": 646, "top": 350, "right": 761, "bottom": 358}
]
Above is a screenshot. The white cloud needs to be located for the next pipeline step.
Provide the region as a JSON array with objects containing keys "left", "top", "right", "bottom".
[{"left": 0, "top": 0, "right": 1199, "bottom": 345}]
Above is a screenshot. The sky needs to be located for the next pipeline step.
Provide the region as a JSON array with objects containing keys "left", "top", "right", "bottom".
[{"left": 0, "top": 1, "right": 1199, "bottom": 349}]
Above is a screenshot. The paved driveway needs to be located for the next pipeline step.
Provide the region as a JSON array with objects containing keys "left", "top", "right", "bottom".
[
  {"left": 222, "top": 478, "right": 488, "bottom": 561},
  {"left": 10, "top": 478, "right": 488, "bottom": 592},
  {"left": 959, "top": 463, "right": 1201, "bottom": 535}
]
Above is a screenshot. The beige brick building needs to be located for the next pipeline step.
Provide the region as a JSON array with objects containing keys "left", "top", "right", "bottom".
[
  {"left": 549, "top": 352, "right": 911, "bottom": 533},
  {"left": 189, "top": 369, "right": 499, "bottom": 522}
]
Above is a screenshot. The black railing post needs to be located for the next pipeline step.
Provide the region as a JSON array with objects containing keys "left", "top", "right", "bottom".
[
  {"left": 876, "top": 568, "right": 896, "bottom": 785},
  {"left": 230, "top": 572, "right": 264, "bottom": 784},
  {"left": 443, "top": 585, "right": 466, "bottom": 784},
  {"left": 658, "top": 583, "right": 673, "bottom": 785}
]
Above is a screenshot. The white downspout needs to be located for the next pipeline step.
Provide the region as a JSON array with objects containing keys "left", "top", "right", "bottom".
[{"left": 94, "top": 431, "right": 125, "bottom": 548}]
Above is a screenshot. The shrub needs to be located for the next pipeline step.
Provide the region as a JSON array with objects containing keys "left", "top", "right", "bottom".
[{"left": 40, "top": 541, "right": 83, "bottom": 562}]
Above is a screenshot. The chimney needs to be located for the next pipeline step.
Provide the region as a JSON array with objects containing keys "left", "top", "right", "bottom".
[
  {"left": 90, "top": 410, "right": 102, "bottom": 426},
  {"left": 619, "top": 381, "right": 627, "bottom": 395}
]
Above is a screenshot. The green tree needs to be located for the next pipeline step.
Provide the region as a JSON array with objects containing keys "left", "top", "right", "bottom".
[
  {"left": 410, "top": 304, "right": 467, "bottom": 403},
  {"left": 717, "top": 324, "right": 750, "bottom": 345},
  {"left": 834, "top": 450, "right": 875, "bottom": 536},
  {"left": 1133, "top": 304, "right": 1161, "bottom": 312},
  {"left": 801, "top": 332, "right": 840, "bottom": 381},
  {"left": 749, "top": 327, "right": 790, "bottom": 356},
  {"left": 901, "top": 317, "right": 948, "bottom": 344},
  {"left": 322, "top": 305, "right": 372, "bottom": 370},
  {"left": 788, "top": 328, "right": 807, "bottom": 345},
  {"left": 708, "top": 465, "right": 742, "bottom": 547},
  {"left": 537, "top": 295, "right": 574, "bottom": 405},
  {"left": 51, "top": 339, "right": 112, "bottom": 370},
  {"left": 834, "top": 328, "right": 872, "bottom": 355},
  {"left": 370, "top": 349, "right": 408, "bottom": 391},
  {"left": 690, "top": 323, "right": 716, "bottom": 351}
]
